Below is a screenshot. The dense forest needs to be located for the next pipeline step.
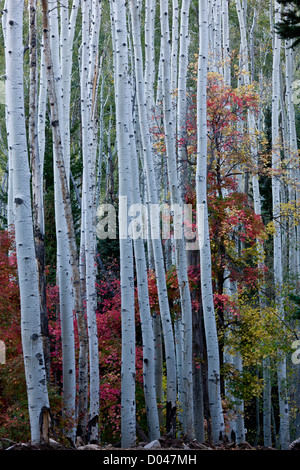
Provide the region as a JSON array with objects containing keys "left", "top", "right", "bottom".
[{"left": 0, "top": 0, "right": 299, "bottom": 452}]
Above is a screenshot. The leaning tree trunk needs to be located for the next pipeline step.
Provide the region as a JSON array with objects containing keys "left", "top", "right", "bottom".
[
  {"left": 3, "top": 0, "right": 50, "bottom": 445},
  {"left": 197, "top": 0, "right": 225, "bottom": 445}
]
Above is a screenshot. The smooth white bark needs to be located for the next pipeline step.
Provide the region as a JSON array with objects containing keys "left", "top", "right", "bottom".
[
  {"left": 80, "top": 0, "right": 101, "bottom": 443},
  {"left": 197, "top": 0, "right": 225, "bottom": 444},
  {"left": 47, "top": 0, "right": 77, "bottom": 440},
  {"left": 130, "top": 102, "right": 160, "bottom": 441},
  {"left": 160, "top": 0, "right": 194, "bottom": 438},
  {"left": 177, "top": 0, "right": 191, "bottom": 193},
  {"left": 129, "top": 0, "right": 177, "bottom": 436},
  {"left": 4, "top": 0, "right": 50, "bottom": 444},
  {"left": 111, "top": 0, "right": 136, "bottom": 447},
  {"left": 272, "top": 1, "right": 290, "bottom": 450}
]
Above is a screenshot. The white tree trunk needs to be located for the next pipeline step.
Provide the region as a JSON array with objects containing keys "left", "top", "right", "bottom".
[
  {"left": 46, "top": 0, "right": 77, "bottom": 441},
  {"left": 80, "top": 0, "right": 101, "bottom": 443},
  {"left": 285, "top": 41, "right": 299, "bottom": 278},
  {"left": 263, "top": 357, "right": 272, "bottom": 447},
  {"left": 111, "top": 0, "right": 136, "bottom": 448},
  {"left": 144, "top": 0, "right": 156, "bottom": 116},
  {"left": 222, "top": 0, "right": 231, "bottom": 86},
  {"left": 59, "top": 0, "right": 79, "bottom": 183},
  {"left": 160, "top": 0, "right": 194, "bottom": 438},
  {"left": 129, "top": 0, "right": 177, "bottom": 436},
  {"left": 130, "top": 102, "right": 160, "bottom": 441},
  {"left": 272, "top": 1, "right": 290, "bottom": 450},
  {"left": 37, "top": 37, "right": 47, "bottom": 179},
  {"left": 29, "top": 0, "right": 50, "bottom": 381},
  {"left": 197, "top": 0, "right": 225, "bottom": 444},
  {"left": 42, "top": 0, "right": 89, "bottom": 443},
  {"left": 171, "top": 0, "right": 179, "bottom": 94},
  {"left": 4, "top": 0, "right": 50, "bottom": 444},
  {"left": 177, "top": 0, "right": 191, "bottom": 194}
]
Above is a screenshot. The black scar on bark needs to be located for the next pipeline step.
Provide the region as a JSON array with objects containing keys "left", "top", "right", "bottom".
[
  {"left": 87, "top": 414, "right": 99, "bottom": 444},
  {"left": 166, "top": 401, "right": 176, "bottom": 438}
]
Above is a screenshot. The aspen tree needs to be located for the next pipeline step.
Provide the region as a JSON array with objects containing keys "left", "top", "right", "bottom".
[
  {"left": 46, "top": 0, "right": 77, "bottom": 440},
  {"left": 197, "top": 0, "right": 225, "bottom": 444},
  {"left": 110, "top": 0, "right": 136, "bottom": 447},
  {"left": 1, "top": 9, "right": 13, "bottom": 231},
  {"left": 160, "top": 0, "right": 194, "bottom": 438},
  {"left": 129, "top": 0, "right": 177, "bottom": 436},
  {"left": 4, "top": 0, "right": 50, "bottom": 444},
  {"left": 28, "top": 0, "right": 50, "bottom": 380},
  {"left": 176, "top": 0, "right": 192, "bottom": 432},
  {"left": 59, "top": 0, "right": 80, "bottom": 182},
  {"left": 80, "top": 0, "right": 101, "bottom": 444},
  {"left": 130, "top": 104, "right": 160, "bottom": 442},
  {"left": 285, "top": 38, "right": 300, "bottom": 442},
  {"left": 42, "top": 0, "right": 89, "bottom": 442},
  {"left": 171, "top": 0, "right": 179, "bottom": 94},
  {"left": 235, "top": 0, "right": 262, "bottom": 442},
  {"left": 128, "top": 9, "right": 161, "bottom": 442},
  {"left": 37, "top": 37, "right": 47, "bottom": 180},
  {"left": 222, "top": 0, "right": 231, "bottom": 86},
  {"left": 144, "top": 0, "right": 156, "bottom": 116},
  {"left": 272, "top": 0, "right": 290, "bottom": 450},
  {"left": 177, "top": 0, "right": 191, "bottom": 194},
  {"left": 285, "top": 40, "right": 299, "bottom": 278}
]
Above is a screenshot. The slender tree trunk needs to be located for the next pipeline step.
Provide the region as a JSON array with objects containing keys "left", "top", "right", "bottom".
[
  {"left": 177, "top": 0, "right": 191, "bottom": 196},
  {"left": 272, "top": 1, "right": 290, "bottom": 450},
  {"left": 59, "top": 0, "right": 80, "bottom": 182},
  {"left": 28, "top": 0, "right": 50, "bottom": 381},
  {"left": 144, "top": 0, "right": 156, "bottom": 117},
  {"left": 1, "top": 9, "right": 13, "bottom": 232},
  {"left": 171, "top": 0, "right": 179, "bottom": 94},
  {"left": 111, "top": 0, "right": 136, "bottom": 448},
  {"left": 80, "top": 0, "right": 101, "bottom": 444},
  {"left": 130, "top": 104, "right": 160, "bottom": 441},
  {"left": 37, "top": 36, "right": 47, "bottom": 180},
  {"left": 42, "top": 0, "right": 89, "bottom": 443},
  {"left": 160, "top": 0, "right": 194, "bottom": 438},
  {"left": 263, "top": 357, "right": 272, "bottom": 447},
  {"left": 222, "top": 0, "right": 231, "bottom": 86},
  {"left": 4, "top": 0, "right": 50, "bottom": 444},
  {"left": 285, "top": 40, "right": 299, "bottom": 279},
  {"left": 197, "top": 0, "right": 225, "bottom": 444},
  {"left": 129, "top": 0, "right": 177, "bottom": 436},
  {"left": 46, "top": 0, "right": 77, "bottom": 441}
]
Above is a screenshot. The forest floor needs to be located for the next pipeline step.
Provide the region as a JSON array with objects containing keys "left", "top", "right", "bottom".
[{"left": 0, "top": 434, "right": 283, "bottom": 451}]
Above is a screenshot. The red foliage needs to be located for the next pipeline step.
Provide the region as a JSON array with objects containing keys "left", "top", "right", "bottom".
[{"left": 0, "top": 231, "right": 21, "bottom": 357}]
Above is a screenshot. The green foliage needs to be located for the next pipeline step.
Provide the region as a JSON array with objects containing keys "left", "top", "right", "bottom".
[
  {"left": 275, "top": 0, "right": 300, "bottom": 48},
  {"left": 289, "top": 293, "right": 300, "bottom": 319}
]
